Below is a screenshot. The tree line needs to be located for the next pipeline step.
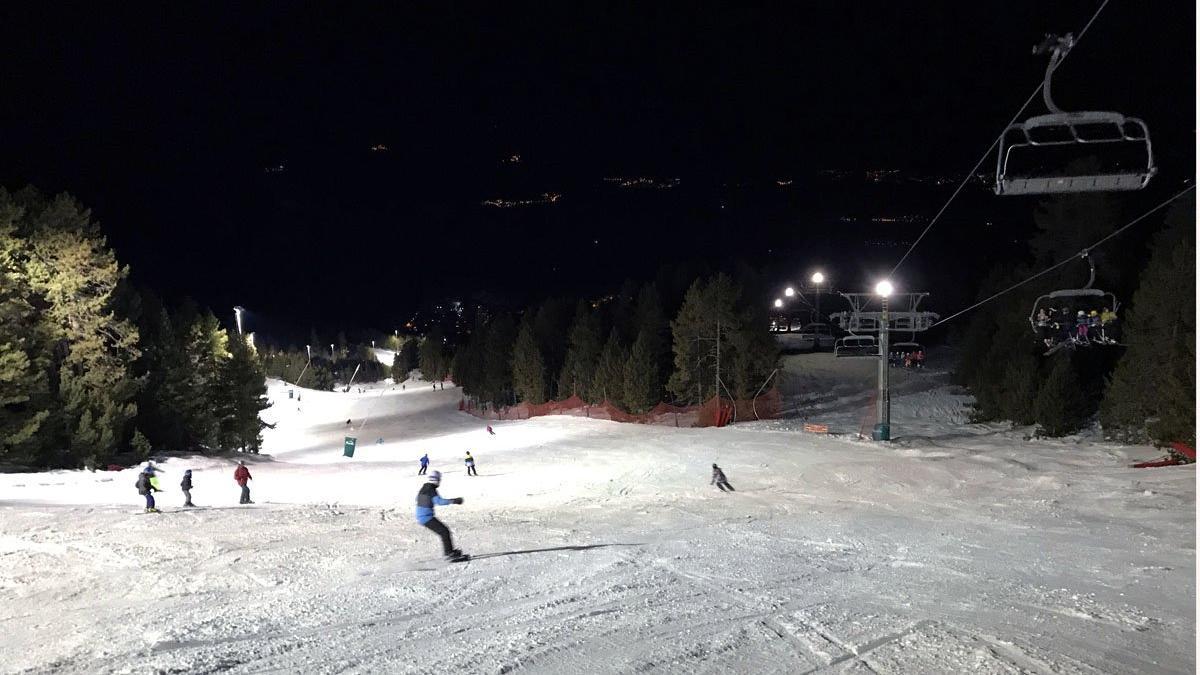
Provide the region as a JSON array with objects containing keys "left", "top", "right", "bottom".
[
  {"left": 449, "top": 272, "right": 780, "bottom": 414},
  {"left": 956, "top": 191, "right": 1194, "bottom": 445},
  {"left": 1, "top": 188, "right": 270, "bottom": 469}
]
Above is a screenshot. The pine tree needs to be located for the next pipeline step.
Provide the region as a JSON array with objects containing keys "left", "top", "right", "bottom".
[
  {"left": 1033, "top": 355, "right": 1090, "bottom": 437},
  {"left": 1101, "top": 195, "right": 1196, "bottom": 445},
  {"left": 0, "top": 265, "right": 53, "bottom": 465},
  {"left": 391, "top": 352, "right": 407, "bottom": 383},
  {"left": 482, "top": 314, "right": 517, "bottom": 407},
  {"left": 451, "top": 321, "right": 486, "bottom": 399},
  {"left": 592, "top": 329, "right": 629, "bottom": 407},
  {"left": 399, "top": 339, "right": 418, "bottom": 377},
  {"left": 533, "top": 298, "right": 572, "bottom": 396},
  {"left": 178, "top": 308, "right": 227, "bottom": 448},
  {"left": 667, "top": 274, "right": 741, "bottom": 404},
  {"left": 133, "top": 294, "right": 196, "bottom": 452},
  {"left": 558, "top": 301, "right": 603, "bottom": 401},
  {"left": 511, "top": 314, "right": 547, "bottom": 404},
  {"left": 624, "top": 328, "right": 661, "bottom": 413},
  {"left": 419, "top": 329, "right": 450, "bottom": 381},
  {"left": 632, "top": 284, "right": 669, "bottom": 397},
  {"left": 216, "top": 332, "right": 271, "bottom": 453},
  {"left": 130, "top": 428, "right": 152, "bottom": 460},
  {"left": 6, "top": 189, "right": 140, "bottom": 466}
]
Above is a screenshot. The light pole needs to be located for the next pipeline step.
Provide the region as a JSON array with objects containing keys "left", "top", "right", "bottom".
[
  {"left": 233, "top": 306, "right": 245, "bottom": 335},
  {"left": 330, "top": 343, "right": 335, "bottom": 360},
  {"left": 873, "top": 280, "right": 893, "bottom": 441},
  {"left": 306, "top": 344, "right": 312, "bottom": 360},
  {"left": 811, "top": 272, "right": 825, "bottom": 323}
]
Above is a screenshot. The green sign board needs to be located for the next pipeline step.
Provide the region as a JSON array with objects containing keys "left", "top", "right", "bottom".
[{"left": 343, "top": 436, "right": 357, "bottom": 457}]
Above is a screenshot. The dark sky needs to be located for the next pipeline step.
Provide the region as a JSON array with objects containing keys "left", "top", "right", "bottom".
[{"left": 1, "top": 2, "right": 1193, "bottom": 339}]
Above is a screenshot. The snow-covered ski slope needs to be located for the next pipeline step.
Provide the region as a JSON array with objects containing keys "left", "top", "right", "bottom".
[{"left": 0, "top": 357, "right": 1193, "bottom": 674}]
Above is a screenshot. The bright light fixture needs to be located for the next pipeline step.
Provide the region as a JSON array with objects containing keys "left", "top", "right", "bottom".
[
  {"left": 875, "top": 280, "right": 894, "bottom": 297},
  {"left": 811, "top": 271, "right": 825, "bottom": 284},
  {"left": 773, "top": 298, "right": 783, "bottom": 308},
  {"left": 784, "top": 287, "right": 795, "bottom": 297}
]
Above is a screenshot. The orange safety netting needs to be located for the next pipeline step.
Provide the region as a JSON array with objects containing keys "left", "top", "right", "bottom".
[{"left": 460, "top": 387, "right": 781, "bottom": 428}]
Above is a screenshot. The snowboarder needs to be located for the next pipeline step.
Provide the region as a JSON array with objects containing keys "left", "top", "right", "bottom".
[
  {"left": 486, "top": 425, "right": 495, "bottom": 436},
  {"left": 415, "top": 470, "right": 467, "bottom": 562},
  {"left": 418, "top": 453, "right": 429, "bottom": 475},
  {"left": 711, "top": 463, "right": 734, "bottom": 492},
  {"left": 181, "top": 469, "right": 195, "bottom": 507},
  {"left": 234, "top": 460, "right": 254, "bottom": 504},
  {"left": 136, "top": 466, "right": 162, "bottom": 512},
  {"left": 465, "top": 451, "right": 477, "bottom": 476}
]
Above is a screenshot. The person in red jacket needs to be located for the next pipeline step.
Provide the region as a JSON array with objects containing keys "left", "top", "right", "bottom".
[{"left": 234, "top": 460, "right": 254, "bottom": 504}]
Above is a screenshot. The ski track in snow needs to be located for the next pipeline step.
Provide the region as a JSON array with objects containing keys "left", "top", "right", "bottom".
[{"left": 0, "top": 358, "right": 1193, "bottom": 674}]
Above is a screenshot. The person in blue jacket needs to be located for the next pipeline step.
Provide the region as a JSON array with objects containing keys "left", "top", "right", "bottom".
[
  {"left": 418, "top": 453, "right": 429, "bottom": 475},
  {"left": 416, "top": 470, "right": 466, "bottom": 561}
]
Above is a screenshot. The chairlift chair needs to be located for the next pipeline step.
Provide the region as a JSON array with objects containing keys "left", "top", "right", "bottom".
[
  {"left": 995, "top": 34, "right": 1157, "bottom": 196},
  {"left": 1028, "top": 253, "right": 1122, "bottom": 355}
]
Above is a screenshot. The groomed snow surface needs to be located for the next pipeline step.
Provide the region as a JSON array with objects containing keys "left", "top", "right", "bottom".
[{"left": 0, "top": 355, "right": 1194, "bottom": 674}]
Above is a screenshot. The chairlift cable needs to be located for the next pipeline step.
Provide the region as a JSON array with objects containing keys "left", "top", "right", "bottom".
[
  {"left": 888, "top": 0, "right": 1113, "bottom": 279},
  {"left": 927, "top": 183, "right": 1194, "bottom": 329}
]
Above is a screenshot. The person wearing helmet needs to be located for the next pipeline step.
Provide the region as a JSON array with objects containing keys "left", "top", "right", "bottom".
[
  {"left": 136, "top": 465, "right": 162, "bottom": 513},
  {"left": 180, "top": 469, "right": 195, "bottom": 507},
  {"left": 465, "top": 451, "right": 477, "bottom": 476},
  {"left": 711, "top": 463, "right": 734, "bottom": 492},
  {"left": 416, "top": 470, "right": 467, "bottom": 561},
  {"left": 234, "top": 460, "right": 253, "bottom": 504},
  {"left": 1075, "top": 310, "right": 1089, "bottom": 343}
]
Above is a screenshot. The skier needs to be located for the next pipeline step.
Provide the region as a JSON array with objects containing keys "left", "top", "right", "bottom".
[
  {"left": 1075, "top": 310, "right": 1090, "bottom": 343},
  {"left": 136, "top": 466, "right": 162, "bottom": 512},
  {"left": 465, "top": 451, "right": 477, "bottom": 476},
  {"left": 1100, "top": 306, "right": 1119, "bottom": 342},
  {"left": 418, "top": 453, "right": 429, "bottom": 475},
  {"left": 415, "top": 470, "right": 468, "bottom": 562},
  {"left": 486, "top": 425, "right": 495, "bottom": 436},
  {"left": 711, "top": 463, "right": 735, "bottom": 492},
  {"left": 234, "top": 460, "right": 254, "bottom": 504},
  {"left": 181, "top": 469, "right": 195, "bottom": 507}
]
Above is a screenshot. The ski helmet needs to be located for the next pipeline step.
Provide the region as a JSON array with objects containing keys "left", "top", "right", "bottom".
[{"left": 427, "top": 470, "right": 442, "bottom": 484}]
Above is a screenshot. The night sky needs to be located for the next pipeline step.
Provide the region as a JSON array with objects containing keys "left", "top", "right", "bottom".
[{"left": 1, "top": 3, "right": 1193, "bottom": 339}]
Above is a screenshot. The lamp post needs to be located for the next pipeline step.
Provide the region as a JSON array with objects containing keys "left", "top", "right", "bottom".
[
  {"left": 233, "top": 306, "right": 245, "bottom": 336},
  {"left": 811, "top": 272, "right": 825, "bottom": 323},
  {"left": 873, "top": 280, "right": 893, "bottom": 441},
  {"left": 306, "top": 344, "right": 312, "bottom": 360},
  {"left": 330, "top": 343, "right": 335, "bottom": 360}
]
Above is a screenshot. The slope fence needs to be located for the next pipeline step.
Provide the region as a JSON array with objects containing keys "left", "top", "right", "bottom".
[{"left": 460, "top": 388, "right": 782, "bottom": 428}]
